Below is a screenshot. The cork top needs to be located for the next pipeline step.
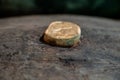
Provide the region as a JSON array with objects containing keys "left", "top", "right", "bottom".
[{"left": 45, "top": 21, "right": 81, "bottom": 39}]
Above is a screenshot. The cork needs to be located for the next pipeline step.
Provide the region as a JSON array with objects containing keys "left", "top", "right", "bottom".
[{"left": 43, "top": 21, "right": 81, "bottom": 47}]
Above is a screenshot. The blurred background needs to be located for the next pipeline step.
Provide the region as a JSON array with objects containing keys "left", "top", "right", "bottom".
[{"left": 0, "top": 0, "right": 120, "bottom": 19}]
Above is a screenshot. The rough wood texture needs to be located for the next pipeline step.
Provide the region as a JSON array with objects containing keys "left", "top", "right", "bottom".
[{"left": 0, "top": 15, "right": 120, "bottom": 80}]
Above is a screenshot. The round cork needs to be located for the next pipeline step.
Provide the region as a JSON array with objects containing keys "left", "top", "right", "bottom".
[{"left": 43, "top": 21, "right": 81, "bottom": 47}]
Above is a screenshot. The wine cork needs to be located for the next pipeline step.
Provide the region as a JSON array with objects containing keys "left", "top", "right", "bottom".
[{"left": 43, "top": 21, "right": 81, "bottom": 47}]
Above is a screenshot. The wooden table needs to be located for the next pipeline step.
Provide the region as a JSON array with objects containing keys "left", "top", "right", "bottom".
[{"left": 0, "top": 15, "right": 120, "bottom": 80}]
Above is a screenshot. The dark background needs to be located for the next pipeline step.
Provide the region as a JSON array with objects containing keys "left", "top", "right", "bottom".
[{"left": 0, "top": 0, "right": 120, "bottom": 19}]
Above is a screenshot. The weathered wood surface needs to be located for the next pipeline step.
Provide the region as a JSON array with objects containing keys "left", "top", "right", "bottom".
[{"left": 0, "top": 15, "right": 120, "bottom": 80}]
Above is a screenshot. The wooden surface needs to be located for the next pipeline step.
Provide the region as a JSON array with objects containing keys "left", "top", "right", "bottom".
[{"left": 0, "top": 15, "right": 120, "bottom": 80}]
